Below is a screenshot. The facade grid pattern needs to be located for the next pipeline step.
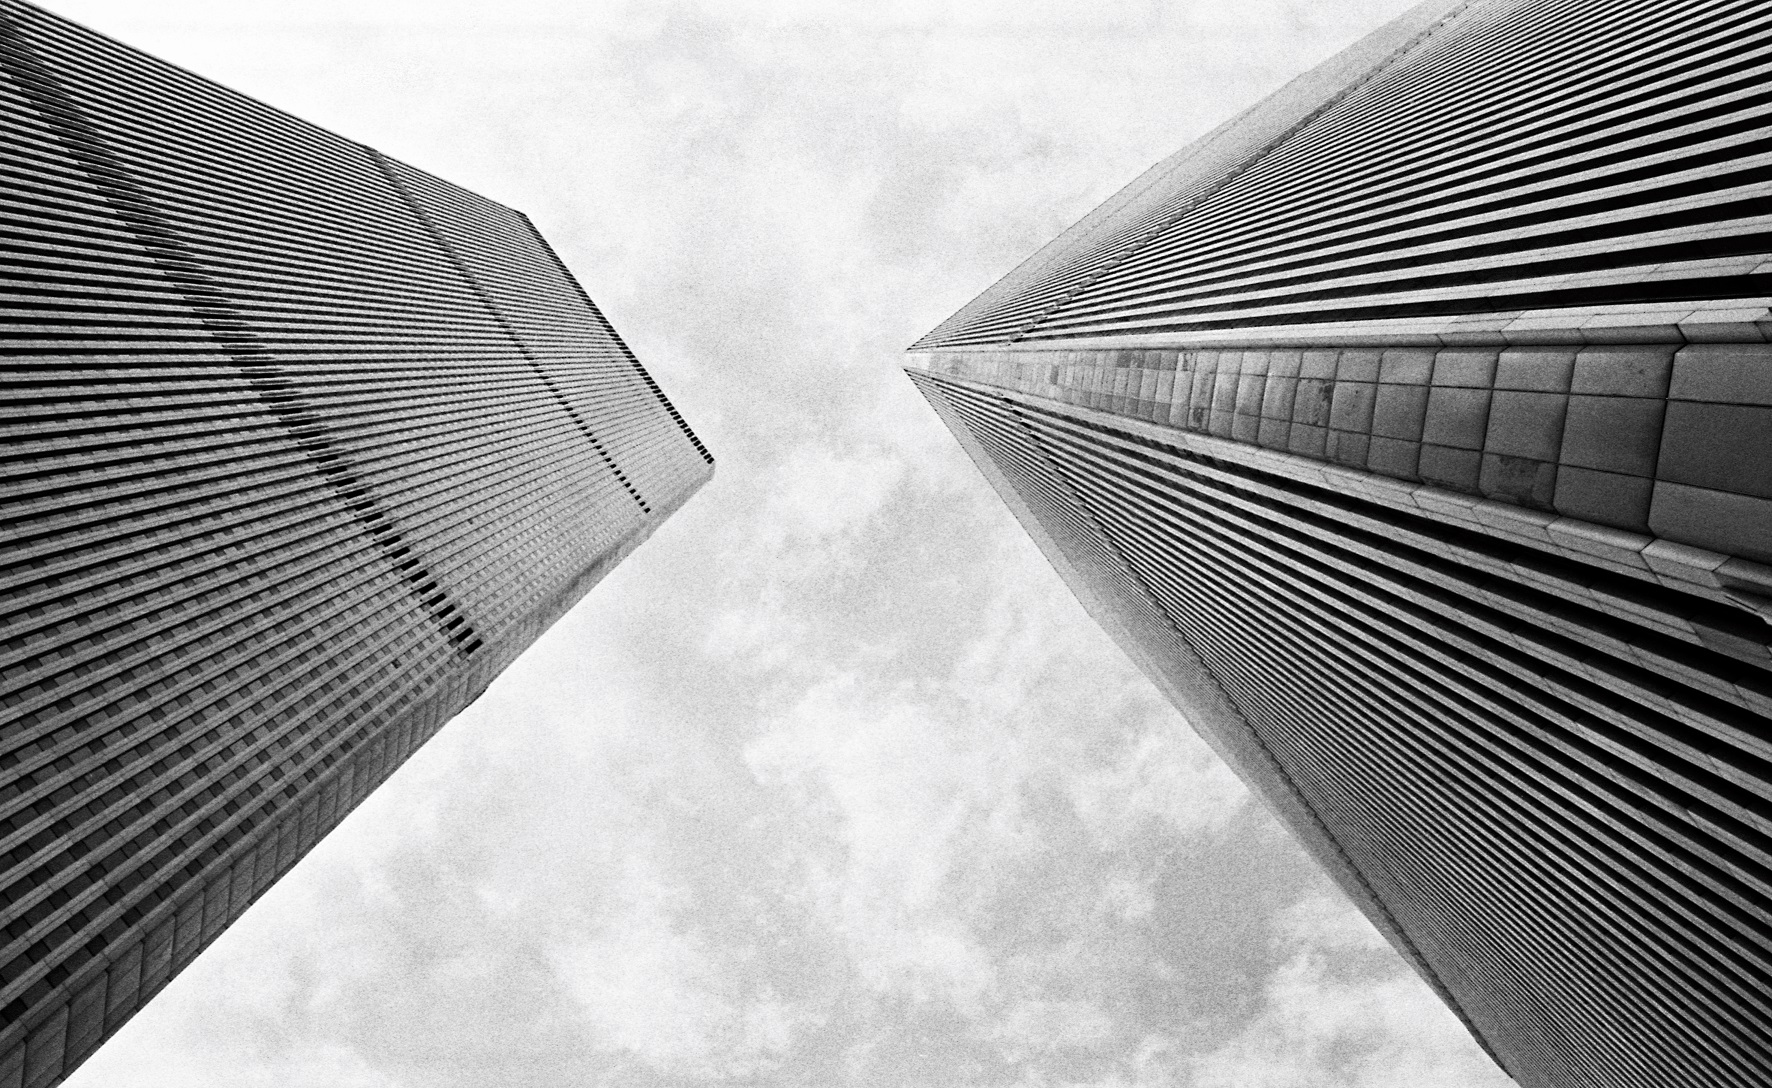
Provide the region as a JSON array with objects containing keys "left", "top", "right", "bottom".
[
  {"left": 909, "top": 2, "right": 1772, "bottom": 1086},
  {"left": 0, "top": 3, "right": 713, "bottom": 1085}
]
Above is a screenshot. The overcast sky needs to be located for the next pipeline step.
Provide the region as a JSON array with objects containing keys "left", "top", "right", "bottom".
[{"left": 44, "top": 1, "right": 1515, "bottom": 1085}]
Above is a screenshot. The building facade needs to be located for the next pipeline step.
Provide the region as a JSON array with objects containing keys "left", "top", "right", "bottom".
[
  {"left": 0, "top": 3, "right": 712, "bottom": 1084},
  {"left": 909, "top": 2, "right": 1772, "bottom": 1086}
]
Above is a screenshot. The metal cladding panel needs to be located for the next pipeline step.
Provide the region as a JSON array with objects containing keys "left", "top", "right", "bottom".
[
  {"left": 909, "top": 0, "right": 1772, "bottom": 1085},
  {"left": 914, "top": 339, "right": 1772, "bottom": 567},
  {"left": 914, "top": 0, "right": 1772, "bottom": 349},
  {"left": 911, "top": 369, "right": 1772, "bottom": 1088},
  {"left": 0, "top": 2, "right": 712, "bottom": 1083},
  {"left": 378, "top": 157, "right": 714, "bottom": 621},
  {"left": 906, "top": 371, "right": 1521, "bottom": 1073}
]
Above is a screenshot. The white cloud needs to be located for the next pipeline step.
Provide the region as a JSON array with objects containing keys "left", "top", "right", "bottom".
[
  {"left": 41, "top": 0, "right": 1508, "bottom": 1086},
  {"left": 995, "top": 997, "right": 1119, "bottom": 1057},
  {"left": 758, "top": 446, "right": 907, "bottom": 552},
  {"left": 96, "top": 1042, "right": 404, "bottom": 1088},
  {"left": 742, "top": 998, "right": 798, "bottom": 1058},
  {"left": 549, "top": 854, "right": 812, "bottom": 1077},
  {"left": 745, "top": 674, "right": 1011, "bottom": 1010},
  {"left": 1187, "top": 893, "right": 1516, "bottom": 1088},
  {"left": 699, "top": 441, "right": 907, "bottom": 663},
  {"left": 553, "top": 928, "right": 737, "bottom": 1071},
  {"left": 1066, "top": 726, "right": 1247, "bottom": 851},
  {"left": 1095, "top": 874, "right": 1157, "bottom": 924},
  {"left": 1271, "top": 892, "right": 1390, "bottom": 954}
]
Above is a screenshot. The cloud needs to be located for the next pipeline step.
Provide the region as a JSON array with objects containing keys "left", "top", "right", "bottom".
[
  {"left": 1271, "top": 891, "right": 1391, "bottom": 953},
  {"left": 1186, "top": 893, "right": 1516, "bottom": 1088},
  {"left": 1066, "top": 726, "right": 1247, "bottom": 852},
  {"left": 756, "top": 445, "right": 908, "bottom": 557},
  {"left": 550, "top": 857, "right": 745, "bottom": 1073},
  {"left": 745, "top": 673, "right": 1010, "bottom": 1010},
  {"left": 993, "top": 997, "right": 1119, "bottom": 1060},
  {"left": 42, "top": 1, "right": 1509, "bottom": 1087}
]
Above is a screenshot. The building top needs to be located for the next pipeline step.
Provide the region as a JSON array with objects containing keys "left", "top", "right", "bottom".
[
  {"left": 913, "top": 0, "right": 1772, "bottom": 353},
  {"left": 0, "top": 2, "right": 711, "bottom": 1083}
]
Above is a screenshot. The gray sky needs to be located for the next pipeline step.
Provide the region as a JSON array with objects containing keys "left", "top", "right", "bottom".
[{"left": 48, "top": 1, "right": 1516, "bottom": 1085}]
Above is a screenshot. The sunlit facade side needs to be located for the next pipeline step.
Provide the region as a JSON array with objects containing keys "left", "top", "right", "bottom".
[
  {"left": 909, "top": 2, "right": 1772, "bottom": 1086},
  {"left": 0, "top": 2, "right": 713, "bottom": 1084}
]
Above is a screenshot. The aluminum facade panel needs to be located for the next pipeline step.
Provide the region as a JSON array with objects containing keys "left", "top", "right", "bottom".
[
  {"left": 915, "top": 0, "right": 1772, "bottom": 350},
  {"left": 911, "top": 372, "right": 1772, "bottom": 1088},
  {"left": 0, "top": 3, "right": 713, "bottom": 1084},
  {"left": 910, "top": 1, "right": 1772, "bottom": 1084}
]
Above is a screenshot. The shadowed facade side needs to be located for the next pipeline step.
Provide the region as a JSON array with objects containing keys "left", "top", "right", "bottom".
[
  {"left": 908, "top": 2, "right": 1772, "bottom": 1086},
  {"left": 0, "top": 3, "right": 713, "bottom": 1084}
]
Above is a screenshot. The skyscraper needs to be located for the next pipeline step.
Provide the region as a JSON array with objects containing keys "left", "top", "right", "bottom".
[
  {"left": 0, "top": 2, "right": 712, "bottom": 1084},
  {"left": 909, "top": 2, "right": 1772, "bottom": 1086}
]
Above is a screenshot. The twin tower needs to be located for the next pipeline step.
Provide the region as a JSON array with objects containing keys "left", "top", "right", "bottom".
[{"left": 3, "top": 1, "right": 1770, "bottom": 1086}]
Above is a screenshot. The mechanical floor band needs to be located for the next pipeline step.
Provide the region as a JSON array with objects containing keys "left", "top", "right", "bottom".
[{"left": 909, "top": 2, "right": 1772, "bottom": 1086}]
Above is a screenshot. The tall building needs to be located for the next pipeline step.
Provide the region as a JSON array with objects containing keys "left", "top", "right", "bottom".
[
  {"left": 908, "top": 2, "right": 1772, "bottom": 1086},
  {"left": 0, "top": 2, "right": 712, "bottom": 1084}
]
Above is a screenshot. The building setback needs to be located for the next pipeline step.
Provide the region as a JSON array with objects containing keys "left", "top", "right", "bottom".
[
  {"left": 0, "top": 2, "right": 712, "bottom": 1084},
  {"left": 908, "top": 1, "right": 1772, "bottom": 1086}
]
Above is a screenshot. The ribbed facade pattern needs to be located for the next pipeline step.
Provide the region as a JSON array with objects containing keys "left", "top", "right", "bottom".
[
  {"left": 914, "top": 0, "right": 1772, "bottom": 349},
  {"left": 0, "top": 3, "right": 712, "bottom": 1085},
  {"left": 911, "top": 370, "right": 1772, "bottom": 1088},
  {"left": 909, "top": 2, "right": 1772, "bottom": 1086}
]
